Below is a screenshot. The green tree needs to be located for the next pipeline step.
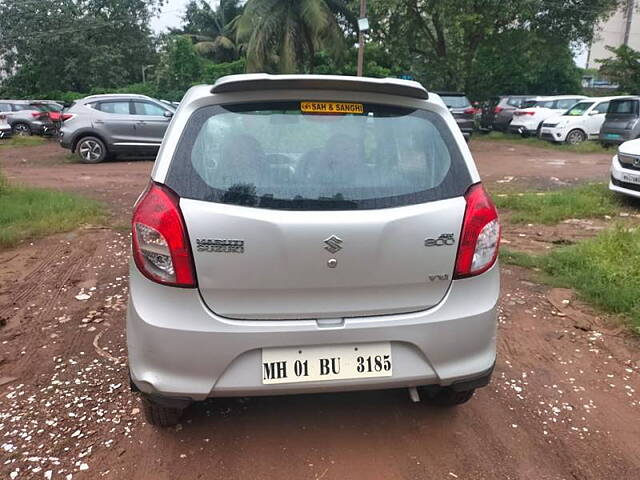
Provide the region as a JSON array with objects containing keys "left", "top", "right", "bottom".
[
  {"left": 597, "top": 44, "right": 640, "bottom": 93},
  {"left": 0, "top": 0, "right": 162, "bottom": 96},
  {"left": 368, "top": 0, "right": 619, "bottom": 92},
  {"left": 179, "top": 0, "right": 242, "bottom": 62},
  {"left": 468, "top": 31, "right": 583, "bottom": 99},
  {"left": 234, "top": 0, "right": 349, "bottom": 73},
  {"left": 155, "top": 36, "right": 204, "bottom": 93}
]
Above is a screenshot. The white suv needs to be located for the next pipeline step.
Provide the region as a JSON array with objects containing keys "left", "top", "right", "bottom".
[
  {"left": 126, "top": 74, "right": 501, "bottom": 426},
  {"left": 540, "top": 97, "right": 627, "bottom": 144},
  {"left": 509, "top": 95, "right": 587, "bottom": 137}
]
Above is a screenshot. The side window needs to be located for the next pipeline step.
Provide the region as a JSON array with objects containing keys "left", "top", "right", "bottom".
[
  {"left": 132, "top": 102, "right": 167, "bottom": 116},
  {"left": 98, "top": 101, "right": 131, "bottom": 114},
  {"left": 0, "top": 103, "right": 10, "bottom": 112},
  {"left": 594, "top": 102, "right": 609, "bottom": 114},
  {"left": 556, "top": 99, "right": 577, "bottom": 110},
  {"left": 507, "top": 98, "right": 522, "bottom": 107}
]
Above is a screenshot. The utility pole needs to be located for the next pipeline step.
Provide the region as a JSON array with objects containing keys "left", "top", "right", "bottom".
[
  {"left": 624, "top": 0, "right": 635, "bottom": 46},
  {"left": 142, "top": 64, "right": 154, "bottom": 84},
  {"left": 357, "top": 0, "right": 367, "bottom": 76}
]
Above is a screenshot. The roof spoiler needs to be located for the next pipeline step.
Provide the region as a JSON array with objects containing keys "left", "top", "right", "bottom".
[{"left": 210, "top": 74, "right": 429, "bottom": 100}]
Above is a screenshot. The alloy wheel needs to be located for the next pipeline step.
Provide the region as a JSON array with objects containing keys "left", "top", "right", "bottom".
[
  {"left": 13, "top": 124, "right": 30, "bottom": 136},
  {"left": 79, "top": 140, "right": 103, "bottom": 162},
  {"left": 566, "top": 130, "right": 585, "bottom": 145}
]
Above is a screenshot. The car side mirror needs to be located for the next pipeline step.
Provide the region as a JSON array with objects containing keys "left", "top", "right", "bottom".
[{"left": 164, "top": 111, "right": 174, "bottom": 118}]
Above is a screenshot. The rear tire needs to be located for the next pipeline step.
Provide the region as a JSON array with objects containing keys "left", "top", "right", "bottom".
[
  {"left": 141, "top": 395, "right": 186, "bottom": 427},
  {"left": 421, "top": 386, "right": 476, "bottom": 407},
  {"left": 76, "top": 136, "right": 107, "bottom": 163},
  {"left": 12, "top": 123, "right": 31, "bottom": 136}
]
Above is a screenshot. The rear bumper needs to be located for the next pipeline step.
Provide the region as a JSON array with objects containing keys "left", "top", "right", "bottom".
[
  {"left": 455, "top": 118, "right": 474, "bottom": 135},
  {"left": 127, "top": 262, "right": 499, "bottom": 401},
  {"left": 30, "top": 121, "right": 56, "bottom": 136},
  {"left": 508, "top": 124, "right": 537, "bottom": 136},
  {"left": 600, "top": 131, "right": 634, "bottom": 144}
]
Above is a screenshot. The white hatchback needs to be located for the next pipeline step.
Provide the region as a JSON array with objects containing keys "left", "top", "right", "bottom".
[
  {"left": 126, "top": 74, "right": 501, "bottom": 426},
  {"left": 540, "top": 97, "right": 626, "bottom": 144},
  {"left": 509, "top": 95, "right": 586, "bottom": 137}
]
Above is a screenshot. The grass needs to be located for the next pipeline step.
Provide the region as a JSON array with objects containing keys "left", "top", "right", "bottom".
[
  {"left": 493, "top": 183, "right": 624, "bottom": 224},
  {"left": 0, "top": 171, "right": 104, "bottom": 248},
  {"left": 474, "top": 131, "right": 610, "bottom": 154},
  {"left": 502, "top": 226, "right": 640, "bottom": 333},
  {"left": 0, "top": 136, "right": 47, "bottom": 147}
]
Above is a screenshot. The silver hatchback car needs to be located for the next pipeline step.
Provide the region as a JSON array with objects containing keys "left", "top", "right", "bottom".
[{"left": 127, "top": 74, "right": 501, "bottom": 426}]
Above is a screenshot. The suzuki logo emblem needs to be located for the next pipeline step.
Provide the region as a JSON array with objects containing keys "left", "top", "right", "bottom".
[
  {"left": 633, "top": 157, "right": 640, "bottom": 168},
  {"left": 324, "top": 235, "right": 343, "bottom": 254}
]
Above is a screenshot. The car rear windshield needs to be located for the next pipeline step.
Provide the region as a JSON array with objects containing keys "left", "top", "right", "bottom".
[
  {"left": 439, "top": 95, "right": 470, "bottom": 108},
  {"left": 608, "top": 99, "right": 638, "bottom": 115},
  {"left": 166, "top": 101, "right": 471, "bottom": 210}
]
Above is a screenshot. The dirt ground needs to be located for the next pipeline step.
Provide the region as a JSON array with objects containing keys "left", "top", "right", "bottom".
[{"left": 1, "top": 140, "right": 639, "bottom": 480}]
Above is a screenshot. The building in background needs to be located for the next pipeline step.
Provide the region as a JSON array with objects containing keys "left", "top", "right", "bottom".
[{"left": 586, "top": 0, "right": 640, "bottom": 69}]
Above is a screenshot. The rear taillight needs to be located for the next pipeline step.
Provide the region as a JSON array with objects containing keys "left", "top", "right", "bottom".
[
  {"left": 463, "top": 107, "right": 477, "bottom": 115},
  {"left": 454, "top": 184, "right": 500, "bottom": 279},
  {"left": 61, "top": 113, "right": 75, "bottom": 121},
  {"left": 131, "top": 182, "right": 196, "bottom": 288},
  {"left": 514, "top": 110, "right": 535, "bottom": 116},
  {"left": 493, "top": 106, "right": 503, "bottom": 114}
]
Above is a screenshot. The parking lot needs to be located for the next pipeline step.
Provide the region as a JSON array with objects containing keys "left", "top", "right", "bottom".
[{"left": 1, "top": 138, "right": 639, "bottom": 479}]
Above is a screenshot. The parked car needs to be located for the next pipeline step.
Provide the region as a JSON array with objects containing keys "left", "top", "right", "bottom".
[
  {"left": 0, "top": 113, "right": 12, "bottom": 139},
  {"left": 127, "top": 74, "right": 501, "bottom": 426},
  {"left": 31, "top": 101, "right": 66, "bottom": 122},
  {"left": 479, "top": 95, "right": 538, "bottom": 132},
  {"left": 434, "top": 92, "right": 474, "bottom": 140},
  {"left": 599, "top": 97, "right": 640, "bottom": 146},
  {"left": 0, "top": 100, "right": 56, "bottom": 136},
  {"left": 609, "top": 138, "right": 640, "bottom": 199},
  {"left": 509, "top": 95, "right": 587, "bottom": 137},
  {"left": 539, "top": 96, "right": 625, "bottom": 144},
  {"left": 59, "top": 94, "right": 176, "bottom": 163}
]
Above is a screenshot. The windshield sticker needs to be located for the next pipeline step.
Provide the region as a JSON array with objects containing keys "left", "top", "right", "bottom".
[{"left": 301, "top": 102, "right": 364, "bottom": 114}]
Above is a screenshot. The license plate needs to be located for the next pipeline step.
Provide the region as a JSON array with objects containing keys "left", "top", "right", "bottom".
[
  {"left": 541, "top": 128, "right": 552, "bottom": 133},
  {"left": 605, "top": 133, "right": 622, "bottom": 139},
  {"left": 622, "top": 173, "right": 640, "bottom": 184},
  {"left": 262, "top": 342, "right": 392, "bottom": 385}
]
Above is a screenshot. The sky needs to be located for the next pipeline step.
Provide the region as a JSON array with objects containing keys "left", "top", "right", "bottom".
[{"left": 151, "top": 0, "right": 193, "bottom": 33}]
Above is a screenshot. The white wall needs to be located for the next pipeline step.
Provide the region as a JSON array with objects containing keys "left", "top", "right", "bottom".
[{"left": 587, "top": 1, "right": 640, "bottom": 68}]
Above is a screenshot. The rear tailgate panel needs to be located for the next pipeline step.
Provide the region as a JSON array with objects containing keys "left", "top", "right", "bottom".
[{"left": 182, "top": 197, "right": 466, "bottom": 320}]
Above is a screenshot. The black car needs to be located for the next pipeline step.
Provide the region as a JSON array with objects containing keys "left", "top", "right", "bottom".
[
  {"left": 600, "top": 96, "right": 640, "bottom": 146},
  {"left": 435, "top": 92, "right": 475, "bottom": 141}
]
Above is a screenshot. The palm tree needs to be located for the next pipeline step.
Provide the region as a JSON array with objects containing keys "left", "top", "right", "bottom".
[
  {"left": 181, "top": 0, "right": 242, "bottom": 63},
  {"left": 234, "top": 0, "right": 351, "bottom": 73}
]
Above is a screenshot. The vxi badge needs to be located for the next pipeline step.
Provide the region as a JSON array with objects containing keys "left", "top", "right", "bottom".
[{"left": 424, "top": 233, "right": 455, "bottom": 247}]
